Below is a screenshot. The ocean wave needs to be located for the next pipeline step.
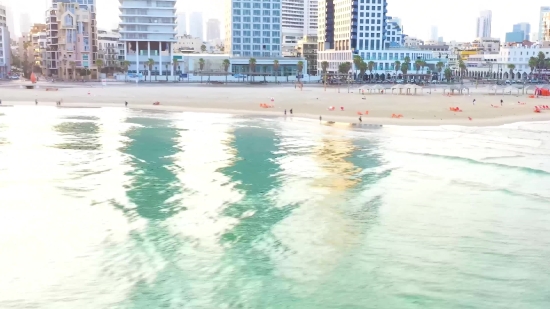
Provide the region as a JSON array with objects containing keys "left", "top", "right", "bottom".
[{"left": 403, "top": 151, "right": 550, "bottom": 176}]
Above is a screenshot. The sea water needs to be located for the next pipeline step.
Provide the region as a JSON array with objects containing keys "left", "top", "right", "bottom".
[{"left": 0, "top": 106, "right": 549, "bottom": 309}]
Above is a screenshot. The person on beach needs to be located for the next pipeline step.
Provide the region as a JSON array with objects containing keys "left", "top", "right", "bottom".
[
  {"left": 125, "top": 101, "right": 128, "bottom": 107},
  {"left": 359, "top": 116, "right": 362, "bottom": 123},
  {"left": 500, "top": 99, "right": 503, "bottom": 106},
  {"left": 290, "top": 109, "right": 293, "bottom": 115},
  {"left": 284, "top": 109, "right": 287, "bottom": 115},
  {"left": 319, "top": 116, "right": 322, "bottom": 122},
  {"left": 472, "top": 99, "right": 476, "bottom": 105},
  {"left": 35, "top": 99, "right": 38, "bottom": 105}
]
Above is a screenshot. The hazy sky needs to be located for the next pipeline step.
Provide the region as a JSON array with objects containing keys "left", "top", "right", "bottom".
[{"left": 11, "top": 0, "right": 548, "bottom": 41}]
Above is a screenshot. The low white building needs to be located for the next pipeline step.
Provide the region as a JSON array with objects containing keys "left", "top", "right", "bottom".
[
  {"left": 403, "top": 36, "right": 423, "bottom": 47},
  {"left": 173, "top": 35, "right": 204, "bottom": 53}
]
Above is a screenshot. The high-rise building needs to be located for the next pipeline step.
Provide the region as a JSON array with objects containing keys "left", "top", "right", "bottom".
[
  {"left": 430, "top": 26, "right": 438, "bottom": 42},
  {"left": 513, "top": 22, "right": 530, "bottom": 40},
  {"left": 317, "top": 0, "right": 432, "bottom": 74},
  {"left": 177, "top": 13, "right": 187, "bottom": 36},
  {"left": 20, "top": 12, "right": 31, "bottom": 34},
  {"left": 0, "top": 0, "right": 14, "bottom": 38},
  {"left": 45, "top": 0, "right": 98, "bottom": 78},
  {"left": 119, "top": 0, "right": 177, "bottom": 76},
  {"left": 476, "top": 10, "right": 492, "bottom": 38},
  {"left": 281, "top": 0, "right": 318, "bottom": 55},
  {"left": 539, "top": 6, "right": 550, "bottom": 41},
  {"left": 0, "top": 4, "right": 10, "bottom": 77},
  {"left": 206, "top": 18, "right": 220, "bottom": 41},
  {"left": 189, "top": 12, "right": 203, "bottom": 40},
  {"left": 224, "top": 0, "right": 281, "bottom": 57}
]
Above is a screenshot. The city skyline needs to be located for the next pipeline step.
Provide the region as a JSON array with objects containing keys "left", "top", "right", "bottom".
[{"left": 10, "top": 0, "right": 550, "bottom": 43}]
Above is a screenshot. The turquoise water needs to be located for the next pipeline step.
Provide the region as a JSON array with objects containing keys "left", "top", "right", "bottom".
[{"left": 1, "top": 107, "right": 550, "bottom": 308}]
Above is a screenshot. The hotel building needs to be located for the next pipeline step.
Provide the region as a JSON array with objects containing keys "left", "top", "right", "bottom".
[
  {"left": 281, "top": 0, "right": 318, "bottom": 56},
  {"left": 45, "top": 0, "right": 98, "bottom": 78},
  {"left": 119, "top": 0, "right": 177, "bottom": 76},
  {"left": 317, "top": 0, "right": 433, "bottom": 76},
  {"left": 224, "top": 0, "right": 282, "bottom": 57}
]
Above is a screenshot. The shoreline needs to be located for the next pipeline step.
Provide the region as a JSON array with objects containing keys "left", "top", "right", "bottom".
[{"left": 1, "top": 84, "right": 550, "bottom": 127}]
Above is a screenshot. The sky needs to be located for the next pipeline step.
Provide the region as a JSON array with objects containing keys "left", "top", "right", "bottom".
[{"left": 8, "top": 0, "right": 549, "bottom": 42}]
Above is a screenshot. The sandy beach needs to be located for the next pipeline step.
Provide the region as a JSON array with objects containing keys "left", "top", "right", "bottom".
[{"left": 1, "top": 82, "right": 550, "bottom": 126}]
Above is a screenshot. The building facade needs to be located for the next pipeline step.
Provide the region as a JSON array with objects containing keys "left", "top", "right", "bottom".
[
  {"left": 119, "top": 0, "right": 177, "bottom": 76},
  {"left": 476, "top": 10, "right": 492, "bottom": 38},
  {"left": 317, "top": 0, "right": 434, "bottom": 75},
  {"left": 206, "top": 18, "right": 221, "bottom": 41},
  {"left": 45, "top": 0, "right": 98, "bottom": 78},
  {"left": 189, "top": 12, "right": 203, "bottom": 40},
  {"left": 506, "top": 31, "right": 525, "bottom": 43},
  {"left": 98, "top": 29, "right": 123, "bottom": 70},
  {"left": 539, "top": 7, "right": 550, "bottom": 41},
  {"left": 513, "top": 22, "right": 530, "bottom": 40},
  {"left": 296, "top": 35, "right": 317, "bottom": 75},
  {"left": 281, "top": 0, "right": 318, "bottom": 56},
  {"left": 225, "top": 0, "right": 282, "bottom": 57},
  {"left": 176, "top": 12, "right": 186, "bottom": 36},
  {"left": 0, "top": 25, "right": 10, "bottom": 78}
]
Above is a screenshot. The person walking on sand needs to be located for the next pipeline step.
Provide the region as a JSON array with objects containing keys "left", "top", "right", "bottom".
[
  {"left": 125, "top": 101, "right": 128, "bottom": 107},
  {"left": 359, "top": 116, "right": 362, "bottom": 123},
  {"left": 500, "top": 99, "right": 503, "bottom": 106},
  {"left": 290, "top": 109, "right": 293, "bottom": 115},
  {"left": 284, "top": 109, "right": 287, "bottom": 115},
  {"left": 472, "top": 98, "right": 476, "bottom": 105},
  {"left": 319, "top": 116, "right": 322, "bottom": 122}
]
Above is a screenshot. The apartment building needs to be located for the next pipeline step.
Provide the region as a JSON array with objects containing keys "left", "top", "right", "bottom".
[
  {"left": 281, "top": 0, "right": 318, "bottom": 55},
  {"left": 225, "top": 0, "right": 282, "bottom": 57},
  {"left": 206, "top": 18, "right": 221, "bottom": 41},
  {"left": 119, "top": 0, "right": 177, "bottom": 76},
  {"left": 46, "top": 0, "right": 98, "bottom": 78},
  {"left": 98, "top": 29, "right": 123, "bottom": 70},
  {"left": 317, "top": 0, "right": 432, "bottom": 74}
]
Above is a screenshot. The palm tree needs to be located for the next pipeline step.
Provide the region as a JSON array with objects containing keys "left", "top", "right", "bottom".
[
  {"left": 401, "top": 63, "right": 409, "bottom": 76},
  {"left": 444, "top": 68, "right": 452, "bottom": 82},
  {"left": 273, "top": 59, "right": 279, "bottom": 84},
  {"left": 528, "top": 56, "right": 537, "bottom": 78},
  {"left": 338, "top": 62, "right": 352, "bottom": 93},
  {"left": 537, "top": 52, "right": 546, "bottom": 78},
  {"left": 321, "top": 61, "right": 328, "bottom": 91},
  {"left": 420, "top": 60, "right": 427, "bottom": 75},
  {"left": 249, "top": 58, "right": 256, "bottom": 82},
  {"left": 121, "top": 60, "right": 130, "bottom": 82},
  {"left": 358, "top": 60, "right": 367, "bottom": 82},
  {"left": 198, "top": 58, "right": 205, "bottom": 83},
  {"left": 414, "top": 59, "right": 422, "bottom": 74},
  {"left": 394, "top": 60, "right": 401, "bottom": 78},
  {"left": 69, "top": 61, "right": 76, "bottom": 80},
  {"left": 353, "top": 55, "right": 363, "bottom": 80},
  {"left": 297, "top": 60, "right": 304, "bottom": 84},
  {"left": 95, "top": 59, "right": 104, "bottom": 80},
  {"left": 436, "top": 61, "right": 444, "bottom": 81},
  {"left": 146, "top": 58, "right": 155, "bottom": 82},
  {"left": 201, "top": 44, "right": 207, "bottom": 53},
  {"left": 458, "top": 59, "right": 467, "bottom": 82},
  {"left": 367, "top": 61, "right": 375, "bottom": 80},
  {"left": 404, "top": 56, "right": 411, "bottom": 66},
  {"left": 222, "top": 59, "right": 230, "bottom": 84},
  {"left": 507, "top": 64, "right": 515, "bottom": 80}
]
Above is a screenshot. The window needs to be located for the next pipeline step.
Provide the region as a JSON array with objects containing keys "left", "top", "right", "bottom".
[
  {"left": 233, "top": 44, "right": 241, "bottom": 50},
  {"left": 243, "top": 23, "right": 251, "bottom": 29},
  {"left": 243, "top": 3, "right": 251, "bottom": 8},
  {"left": 263, "top": 10, "right": 270, "bottom": 15},
  {"left": 263, "top": 17, "right": 270, "bottom": 23},
  {"left": 253, "top": 24, "right": 260, "bottom": 30},
  {"left": 233, "top": 38, "right": 241, "bottom": 43},
  {"left": 233, "top": 30, "right": 241, "bottom": 36},
  {"left": 233, "top": 17, "right": 241, "bottom": 22},
  {"left": 253, "top": 38, "right": 260, "bottom": 43},
  {"left": 243, "top": 17, "right": 251, "bottom": 22},
  {"left": 234, "top": 23, "right": 241, "bottom": 29},
  {"left": 253, "top": 17, "right": 261, "bottom": 23},
  {"left": 263, "top": 31, "right": 270, "bottom": 36},
  {"left": 243, "top": 9, "right": 250, "bottom": 15},
  {"left": 253, "top": 31, "right": 261, "bottom": 36},
  {"left": 253, "top": 10, "right": 261, "bottom": 15},
  {"left": 243, "top": 30, "right": 251, "bottom": 36},
  {"left": 233, "top": 9, "right": 241, "bottom": 15},
  {"left": 263, "top": 24, "right": 270, "bottom": 29}
]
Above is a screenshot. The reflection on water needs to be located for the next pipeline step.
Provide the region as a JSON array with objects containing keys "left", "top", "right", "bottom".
[
  {"left": 0, "top": 108, "right": 550, "bottom": 309},
  {"left": 123, "top": 117, "right": 184, "bottom": 220}
]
